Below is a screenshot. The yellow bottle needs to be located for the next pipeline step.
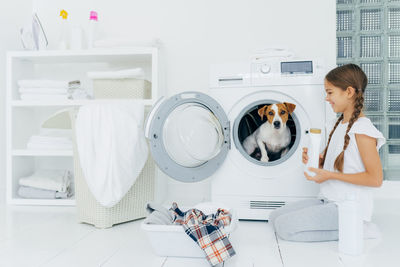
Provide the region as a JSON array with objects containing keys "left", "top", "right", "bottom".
[{"left": 58, "top": 10, "right": 69, "bottom": 49}]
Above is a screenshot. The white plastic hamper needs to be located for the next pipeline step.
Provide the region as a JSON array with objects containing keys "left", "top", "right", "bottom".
[{"left": 141, "top": 203, "right": 237, "bottom": 258}]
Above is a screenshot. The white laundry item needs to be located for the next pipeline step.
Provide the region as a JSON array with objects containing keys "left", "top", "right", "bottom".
[
  {"left": 18, "top": 87, "right": 69, "bottom": 94},
  {"left": 18, "top": 185, "right": 72, "bottom": 199},
  {"left": 18, "top": 170, "right": 71, "bottom": 193},
  {"left": 17, "top": 80, "right": 70, "bottom": 89},
  {"left": 70, "top": 88, "right": 90, "bottom": 100},
  {"left": 27, "top": 129, "right": 73, "bottom": 150},
  {"left": 87, "top": 68, "right": 144, "bottom": 80},
  {"left": 39, "top": 128, "right": 73, "bottom": 139},
  {"left": 75, "top": 101, "right": 148, "bottom": 207},
  {"left": 20, "top": 94, "right": 69, "bottom": 101}
]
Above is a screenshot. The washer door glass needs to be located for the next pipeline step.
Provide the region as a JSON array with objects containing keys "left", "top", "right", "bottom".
[
  {"left": 145, "top": 91, "right": 230, "bottom": 183},
  {"left": 163, "top": 103, "right": 224, "bottom": 167}
]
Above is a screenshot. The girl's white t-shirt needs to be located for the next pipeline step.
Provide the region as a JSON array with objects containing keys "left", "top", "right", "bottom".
[{"left": 319, "top": 117, "right": 385, "bottom": 221}]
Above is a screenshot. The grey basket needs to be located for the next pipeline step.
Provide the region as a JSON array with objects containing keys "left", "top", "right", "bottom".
[{"left": 93, "top": 78, "right": 151, "bottom": 99}]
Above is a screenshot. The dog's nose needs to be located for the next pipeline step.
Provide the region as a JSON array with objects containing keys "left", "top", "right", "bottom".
[{"left": 273, "top": 121, "right": 280, "bottom": 128}]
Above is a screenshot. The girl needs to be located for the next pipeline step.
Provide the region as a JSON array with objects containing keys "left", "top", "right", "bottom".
[{"left": 269, "top": 64, "right": 385, "bottom": 242}]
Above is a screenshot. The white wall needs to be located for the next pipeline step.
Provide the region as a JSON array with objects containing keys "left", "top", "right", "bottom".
[{"left": 0, "top": 0, "right": 336, "bottom": 203}]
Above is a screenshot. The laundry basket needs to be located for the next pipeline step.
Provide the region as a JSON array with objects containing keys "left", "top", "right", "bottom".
[
  {"left": 70, "top": 88, "right": 155, "bottom": 228},
  {"left": 93, "top": 78, "right": 151, "bottom": 99}
]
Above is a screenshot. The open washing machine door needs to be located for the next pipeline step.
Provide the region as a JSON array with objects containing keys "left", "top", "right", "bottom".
[{"left": 145, "top": 91, "right": 230, "bottom": 183}]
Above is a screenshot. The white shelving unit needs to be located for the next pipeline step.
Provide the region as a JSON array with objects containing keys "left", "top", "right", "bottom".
[{"left": 6, "top": 47, "right": 159, "bottom": 205}]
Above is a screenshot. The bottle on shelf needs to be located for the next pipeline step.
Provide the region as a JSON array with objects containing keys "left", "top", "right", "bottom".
[
  {"left": 87, "top": 11, "right": 98, "bottom": 49},
  {"left": 58, "top": 9, "right": 70, "bottom": 50}
]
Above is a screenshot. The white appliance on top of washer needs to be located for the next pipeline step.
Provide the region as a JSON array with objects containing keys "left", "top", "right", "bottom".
[{"left": 145, "top": 54, "right": 331, "bottom": 220}]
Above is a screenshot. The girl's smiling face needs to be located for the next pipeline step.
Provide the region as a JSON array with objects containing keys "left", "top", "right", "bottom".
[{"left": 324, "top": 79, "right": 350, "bottom": 113}]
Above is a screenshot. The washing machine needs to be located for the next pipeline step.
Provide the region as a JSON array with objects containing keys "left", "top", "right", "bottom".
[{"left": 145, "top": 54, "right": 332, "bottom": 220}]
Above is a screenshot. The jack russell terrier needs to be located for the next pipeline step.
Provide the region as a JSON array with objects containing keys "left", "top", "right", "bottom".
[{"left": 242, "top": 102, "right": 296, "bottom": 162}]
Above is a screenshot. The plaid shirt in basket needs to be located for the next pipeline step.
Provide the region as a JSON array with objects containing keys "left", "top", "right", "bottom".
[{"left": 170, "top": 202, "right": 236, "bottom": 266}]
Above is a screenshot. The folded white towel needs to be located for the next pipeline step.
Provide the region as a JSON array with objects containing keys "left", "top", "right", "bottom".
[
  {"left": 20, "top": 94, "right": 69, "bottom": 101},
  {"left": 18, "top": 185, "right": 72, "bottom": 199},
  {"left": 17, "top": 80, "right": 70, "bottom": 89},
  {"left": 18, "top": 87, "right": 69, "bottom": 95},
  {"left": 19, "top": 170, "right": 72, "bottom": 193},
  {"left": 75, "top": 102, "right": 148, "bottom": 207},
  {"left": 39, "top": 128, "right": 72, "bottom": 138},
  {"left": 27, "top": 130, "right": 73, "bottom": 150},
  {"left": 87, "top": 68, "right": 144, "bottom": 80},
  {"left": 71, "top": 88, "right": 90, "bottom": 100}
]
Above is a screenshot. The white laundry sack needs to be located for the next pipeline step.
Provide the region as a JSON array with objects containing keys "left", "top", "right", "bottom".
[{"left": 75, "top": 101, "right": 148, "bottom": 207}]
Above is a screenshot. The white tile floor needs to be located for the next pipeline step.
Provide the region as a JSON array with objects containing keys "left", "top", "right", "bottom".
[{"left": 0, "top": 197, "right": 399, "bottom": 267}]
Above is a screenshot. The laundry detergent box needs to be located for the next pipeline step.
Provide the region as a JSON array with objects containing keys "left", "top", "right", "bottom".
[{"left": 141, "top": 202, "right": 238, "bottom": 258}]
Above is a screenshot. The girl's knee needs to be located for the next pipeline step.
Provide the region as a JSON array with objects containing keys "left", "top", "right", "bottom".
[
  {"left": 273, "top": 214, "right": 296, "bottom": 241},
  {"left": 268, "top": 209, "right": 279, "bottom": 227}
]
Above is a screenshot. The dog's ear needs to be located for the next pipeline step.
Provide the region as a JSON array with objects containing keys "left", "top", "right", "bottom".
[
  {"left": 284, "top": 102, "right": 296, "bottom": 114},
  {"left": 258, "top": 105, "right": 268, "bottom": 120}
]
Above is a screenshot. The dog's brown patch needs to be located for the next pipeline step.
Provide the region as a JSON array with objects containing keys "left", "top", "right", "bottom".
[{"left": 265, "top": 105, "right": 276, "bottom": 124}]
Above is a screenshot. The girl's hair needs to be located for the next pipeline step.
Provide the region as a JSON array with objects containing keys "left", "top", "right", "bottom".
[{"left": 320, "top": 63, "right": 367, "bottom": 172}]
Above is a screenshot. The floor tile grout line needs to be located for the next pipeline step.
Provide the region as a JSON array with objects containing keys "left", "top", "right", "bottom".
[
  {"left": 0, "top": 211, "right": 60, "bottom": 243},
  {"left": 98, "top": 225, "right": 156, "bottom": 267},
  {"left": 98, "top": 242, "right": 125, "bottom": 267},
  {"left": 275, "top": 231, "right": 285, "bottom": 267},
  {"left": 37, "top": 229, "right": 96, "bottom": 267},
  {"left": 160, "top": 257, "right": 168, "bottom": 267}
]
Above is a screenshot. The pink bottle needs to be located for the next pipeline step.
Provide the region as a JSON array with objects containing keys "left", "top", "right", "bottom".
[{"left": 87, "top": 11, "right": 98, "bottom": 49}]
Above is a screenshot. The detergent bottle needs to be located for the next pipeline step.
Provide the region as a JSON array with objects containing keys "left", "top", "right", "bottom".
[
  {"left": 338, "top": 193, "right": 364, "bottom": 255},
  {"left": 58, "top": 10, "right": 69, "bottom": 49},
  {"left": 87, "top": 11, "right": 98, "bottom": 49},
  {"left": 305, "top": 128, "right": 321, "bottom": 176}
]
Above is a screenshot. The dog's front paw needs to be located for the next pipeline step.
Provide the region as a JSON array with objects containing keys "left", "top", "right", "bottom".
[{"left": 260, "top": 156, "right": 269, "bottom": 162}]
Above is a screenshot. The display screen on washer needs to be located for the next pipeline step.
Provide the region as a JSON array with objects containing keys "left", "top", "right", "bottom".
[{"left": 281, "top": 61, "right": 313, "bottom": 74}]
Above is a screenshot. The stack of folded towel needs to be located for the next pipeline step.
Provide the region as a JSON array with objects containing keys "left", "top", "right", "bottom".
[
  {"left": 18, "top": 169, "right": 73, "bottom": 199},
  {"left": 27, "top": 129, "right": 72, "bottom": 150},
  {"left": 17, "top": 79, "right": 81, "bottom": 100}
]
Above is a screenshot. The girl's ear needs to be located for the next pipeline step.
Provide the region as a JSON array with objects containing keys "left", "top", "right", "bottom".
[{"left": 346, "top": 86, "right": 356, "bottom": 99}]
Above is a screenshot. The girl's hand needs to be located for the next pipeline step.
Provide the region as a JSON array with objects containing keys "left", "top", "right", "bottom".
[
  {"left": 304, "top": 167, "right": 332, "bottom": 184},
  {"left": 302, "top": 147, "right": 308, "bottom": 164},
  {"left": 302, "top": 147, "right": 323, "bottom": 167}
]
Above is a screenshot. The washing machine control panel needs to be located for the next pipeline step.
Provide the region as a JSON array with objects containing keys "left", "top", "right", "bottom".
[
  {"left": 250, "top": 57, "right": 324, "bottom": 86},
  {"left": 209, "top": 55, "right": 325, "bottom": 89}
]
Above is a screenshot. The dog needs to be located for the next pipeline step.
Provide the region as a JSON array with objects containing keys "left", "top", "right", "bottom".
[{"left": 242, "top": 102, "right": 296, "bottom": 162}]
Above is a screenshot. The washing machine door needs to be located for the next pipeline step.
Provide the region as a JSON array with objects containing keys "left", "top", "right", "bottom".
[{"left": 145, "top": 91, "right": 230, "bottom": 183}]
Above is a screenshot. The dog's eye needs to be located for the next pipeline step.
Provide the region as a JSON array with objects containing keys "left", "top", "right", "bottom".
[
  {"left": 281, "top": 110, "right": 286, "bottom": 115},
  {"left": 268, "top": 111, "right": 274, "bottom": 115}
]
